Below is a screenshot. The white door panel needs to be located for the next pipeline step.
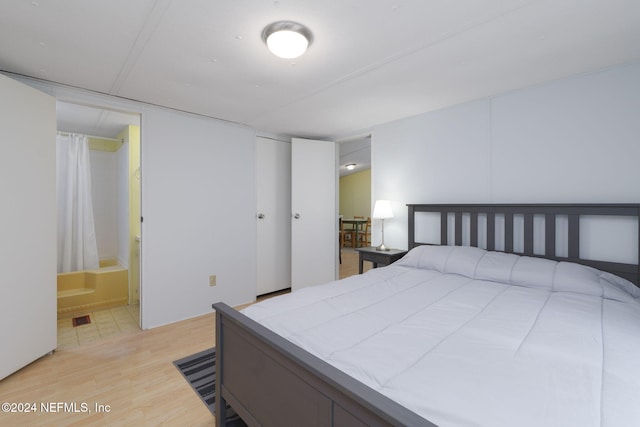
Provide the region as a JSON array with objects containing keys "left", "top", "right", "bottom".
[
  {"left": 0, "top": 74, "right": 57, "bottom": 379},
  {"left": 291, "top": 138, "right": 337, "bottom": 291},
  {"left": 256, "top": 138, "right": 291, "bottom": 295}
]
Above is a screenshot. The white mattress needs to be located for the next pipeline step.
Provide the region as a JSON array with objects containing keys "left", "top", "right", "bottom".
[{"left": 242, "top": 245, "right": 640, "bottom": 427}]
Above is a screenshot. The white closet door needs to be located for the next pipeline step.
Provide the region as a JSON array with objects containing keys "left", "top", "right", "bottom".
[
  {"left": 256, "top": 137, "right": 291, "bottom": 295},
  {"left": 0, "top": 75, "right": 57, "bottom": 380},
  {"left": 291, "top": 138, "right": 337, "bottom": 291}
]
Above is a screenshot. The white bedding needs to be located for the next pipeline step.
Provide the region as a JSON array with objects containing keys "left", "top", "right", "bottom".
[{"left": 242, "top": 246, "right": 640, "bottom": 427}]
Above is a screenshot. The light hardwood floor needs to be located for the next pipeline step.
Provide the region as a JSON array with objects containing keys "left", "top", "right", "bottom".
[
  {"left": 0, "top": 313, "right": 216, "bottom": 426},
  {"left": 0, "top": 249, "right": 366, "bottom": 426},
  {"left": 340, "top": 247, "right": 371, "bottom": 279}
]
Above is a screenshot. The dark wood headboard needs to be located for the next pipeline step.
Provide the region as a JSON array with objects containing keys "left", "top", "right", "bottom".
[{"left": 407, "top": 204, "right": 640, "bottom": 286}]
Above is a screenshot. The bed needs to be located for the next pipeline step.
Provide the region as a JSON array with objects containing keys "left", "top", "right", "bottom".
[{"left": 213, "top": 204, "right": 640, "bottom": 427}]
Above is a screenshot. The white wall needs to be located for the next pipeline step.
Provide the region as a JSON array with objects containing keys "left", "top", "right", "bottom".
[
  {"left": 372, "top": 62, "right": 640, "bottom": 252},
  {"left": 142, "top": 109, "right": 256, "bottom": 328},
  {"left": 9, "top": 75, "right": 258, "bottom": 329}
]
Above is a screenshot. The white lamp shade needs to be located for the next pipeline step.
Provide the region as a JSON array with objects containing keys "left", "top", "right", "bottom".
[
  {"left": 266, "top": 30, "right": 309, "bottom": 59},
  {"left": 372, "top": 200, "right": 394, "bottom": 219}
]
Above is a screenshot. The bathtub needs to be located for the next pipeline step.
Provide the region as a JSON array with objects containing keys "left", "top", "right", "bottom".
[{"left": 57, "top": 259, "right": 129, "bottom": 318}]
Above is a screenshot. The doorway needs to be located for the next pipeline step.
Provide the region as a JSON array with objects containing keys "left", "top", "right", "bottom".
[
  {"left": 338, "top": 136, "right": 372, "bottom": 277},
  {"left": 56, "top": 101, "right": 142, "bottom": 345},
  {"left": 339, "top": 136, "right": 372, "bottom": 215}
]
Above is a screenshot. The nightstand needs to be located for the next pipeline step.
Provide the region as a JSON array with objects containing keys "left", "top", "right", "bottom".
[{"left": 355, "top": 247, "right": 408, "bottom": 274}]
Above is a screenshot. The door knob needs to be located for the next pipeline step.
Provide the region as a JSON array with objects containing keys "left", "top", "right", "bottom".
[
  {"left": 258, "top": 213, "right": 265, "bottom": 219},
  {"left": 293, "top": 213, "right": 301, "bottom": 219}
]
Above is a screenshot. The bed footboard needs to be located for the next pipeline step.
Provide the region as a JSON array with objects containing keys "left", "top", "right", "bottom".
[{"left": 213, "top": 302, "right": 433, "bottom": 427}]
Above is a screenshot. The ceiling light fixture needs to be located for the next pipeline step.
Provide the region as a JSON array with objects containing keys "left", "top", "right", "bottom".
[
  {"left": 262, "top": 21, "right": 313, "bottom": 59},
  {"left": 346, "top": 163, "right": 356, "bottom": 170}
]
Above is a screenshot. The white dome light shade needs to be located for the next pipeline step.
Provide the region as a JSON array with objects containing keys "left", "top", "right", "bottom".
[
  {"left": 267, "top": 30, "right": 308, "bottom": 58},
  {"left": 262, "top": 21, "right": 313, "bottom": 59}
]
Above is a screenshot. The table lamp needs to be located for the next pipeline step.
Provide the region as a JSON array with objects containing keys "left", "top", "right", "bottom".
[{"left": 373, "top": 200, "right": 393, "bottom": 251}]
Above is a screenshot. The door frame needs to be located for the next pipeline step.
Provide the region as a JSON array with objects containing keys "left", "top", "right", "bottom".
[{"left": 56, "top": 101, "right": 143, "bottom": 327}]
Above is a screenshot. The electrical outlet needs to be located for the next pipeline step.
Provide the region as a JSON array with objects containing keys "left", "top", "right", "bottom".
[{"left": 209, "top": 275, "right": 217, "bottom": 287}]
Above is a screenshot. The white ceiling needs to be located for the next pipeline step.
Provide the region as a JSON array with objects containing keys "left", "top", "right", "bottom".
[
  {"left": 1, "top": 0, "right": 639, "bottom": 142},
  {"left": 339, "top": 136, "right": 371, "bottom": 177}
]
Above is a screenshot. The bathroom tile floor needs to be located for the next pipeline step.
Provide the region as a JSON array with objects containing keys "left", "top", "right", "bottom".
[{"left": 57, "top": 304, "right": 140, "bottom": 349}]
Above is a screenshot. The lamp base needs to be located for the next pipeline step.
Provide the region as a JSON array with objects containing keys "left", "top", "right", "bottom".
[{"left": 376, "top": 244, "right": 390, "bottom": 251}]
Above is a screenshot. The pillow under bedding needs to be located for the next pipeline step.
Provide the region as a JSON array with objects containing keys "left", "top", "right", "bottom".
[{"left": 395, "top": 245, "right": 639, "bottom": 303}]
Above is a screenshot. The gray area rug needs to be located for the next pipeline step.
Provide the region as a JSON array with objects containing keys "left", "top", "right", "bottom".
[{"left": 173, "top": 347, "right": 247, "bottom": 426}]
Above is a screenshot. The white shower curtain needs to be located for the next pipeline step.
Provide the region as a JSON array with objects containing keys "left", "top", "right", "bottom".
[{"left": 56, "top": 133, "right": 99, "bottom": 273}]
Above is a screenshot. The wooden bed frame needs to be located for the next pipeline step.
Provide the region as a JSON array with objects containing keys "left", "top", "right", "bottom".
[
  {"left": 408, "top": 204, "right": 640, "bottom": 286},
  {"left": 213, "top": 203, "right": 640, "bottom": 427}
]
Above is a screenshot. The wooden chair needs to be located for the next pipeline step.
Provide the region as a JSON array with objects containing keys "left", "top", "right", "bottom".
[
  {"left": 339, "top": 217, "right": 355, "bottom": 248},
  {"left": 356, "top": 217, "right": 371, "bottom": 247},
  {"left": 349, "top": 216, "right": 366, "bottom": 247},
  {"left": 353, "top": 215, "right": 364, "bottom": 240},
  {"left": 343, "top": 216, "right": 362, "bottom": 234}
]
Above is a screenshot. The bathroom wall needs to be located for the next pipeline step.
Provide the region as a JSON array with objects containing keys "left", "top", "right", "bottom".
[
  {"left": 89, "top": 141, "right": 119, "bottom": 262},
  {"left": 116, "top": 131, "right": 129, "bottom": 268},
  {"left": 120, "top": 125, "right": 141, "bottom": 305},
  {"left": 85, "top": 125, "right": 140, "bottom": 275}
]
